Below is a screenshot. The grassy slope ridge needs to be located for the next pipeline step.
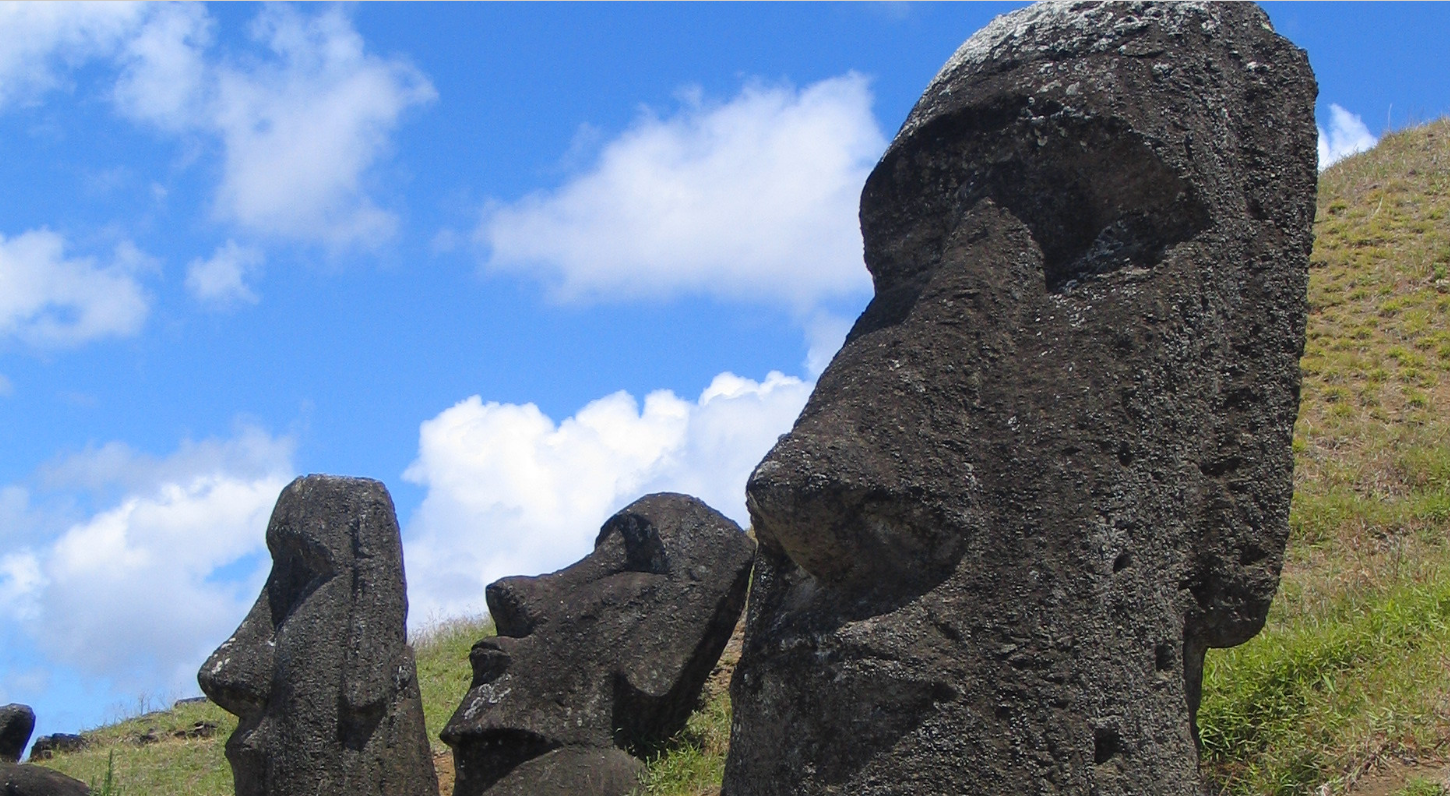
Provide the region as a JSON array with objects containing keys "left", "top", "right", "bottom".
[{"left": 35, "top": 119, "right": 1450, "bottom": 796}]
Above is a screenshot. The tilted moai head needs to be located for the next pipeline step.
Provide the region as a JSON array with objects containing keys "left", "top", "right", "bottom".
[
  {"left": 442, "top": 493, "right": 756, "bottom": 796},
  {"left": 725, "top": 3, "right": 1316, "bottom": 795},
  {"left": 198, "top": 476, "right": 437, "bottom": 796}
]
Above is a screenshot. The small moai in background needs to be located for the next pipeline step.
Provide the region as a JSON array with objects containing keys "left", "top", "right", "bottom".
[
  {"left": 0, "top": 704, "right": 35, "bottom": 763},
  {"left": 443, "top": 493, "right": 756, "bottom": 796},
  {"left": 199, "top": 475, "right": 437, "bottom": 796}
]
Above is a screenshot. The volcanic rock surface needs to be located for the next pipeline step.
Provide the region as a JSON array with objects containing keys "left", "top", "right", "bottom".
[
  {"left": 0, "top": 705, "right": 34, "bottom": 764},
  {"left": 442, "top": 493, "right": 756, "bottom": 796},
  {"left": 723, "top": 3, "right": 1317, "bottom": 795},
  {"left": 198, "top": 476, "right": 437, "bottom": 796},
  {"left": 0, "top": 761, "right": 89, "bottom": 796}
]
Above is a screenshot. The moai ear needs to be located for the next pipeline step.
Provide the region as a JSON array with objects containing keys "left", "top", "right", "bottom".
[
  {"left": 199, "top": 589, "right": 275, "bottom": 720},
  {"left": 341, "top": 502, "right": 409, "bottom": 719}
]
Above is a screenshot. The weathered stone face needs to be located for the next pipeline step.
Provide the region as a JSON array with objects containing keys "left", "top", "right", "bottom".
[
  {"left": 724, "top": 3, "right": 1317, "bottom": 795},
  {"left": 442, "top": 493, "right": 756, "bottom": 796},
  {"left": 198, "top": 476, "right": 437, "bottom": 796}
]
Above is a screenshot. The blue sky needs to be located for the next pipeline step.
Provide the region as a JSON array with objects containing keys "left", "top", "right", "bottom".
[{"left": 0, "top": 2, "right": 1445, "bottom": 741}]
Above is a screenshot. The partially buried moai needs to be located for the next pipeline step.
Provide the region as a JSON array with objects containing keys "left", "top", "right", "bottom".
[
  {"left": 199, "top": 475, "right": 437, "bottom": 796},
  {"left": 442, "top": 493, "right": 756, "bottom": 796},
  {"left": 724, "top": 3, "right": 1316, "bottom": 795}
]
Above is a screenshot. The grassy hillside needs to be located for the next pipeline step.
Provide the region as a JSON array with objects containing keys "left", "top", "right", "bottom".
[{"left": 31, "top": 119, "right": 1450, "bottom": 796}]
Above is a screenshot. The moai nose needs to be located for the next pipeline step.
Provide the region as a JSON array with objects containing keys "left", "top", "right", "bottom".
[{"left": 485, "top": 575, "right": 547, "bottom": 638}]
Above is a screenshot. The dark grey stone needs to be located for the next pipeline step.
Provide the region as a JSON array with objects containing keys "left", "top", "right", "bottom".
[
  {"left": 0, "top": 706, "right": 34, "bottom": 763},
  {"left": 198, "top": 475, "right": 437, "bottom": 796},
  {"left": 442, "top": 493, "right": 756, "bottom": 796},
  {"left": 723, "top": 3, "right": 1316, "bottom": 795},
  {"left": 482, "top": 747, "right": 644, "bottom": 796},
  {"left": 24, "top": 736, "right": 82, "bottom": 763},
  {"left": 0, "top": 761, "right": 89, "bottom": 796}
]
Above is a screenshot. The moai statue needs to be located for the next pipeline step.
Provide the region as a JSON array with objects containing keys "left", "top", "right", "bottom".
[
  {"left": 199, "top": 475, "right": 437, "bottom": 796},
  {"left": 443, "top": 493, "right": 756, "bottom": 796},
  {"left": 0, "top": 704, "right": 34, "bottom": 763},
  {"left": 724, "top": 3, "right": 1317, "bottom": 795}
]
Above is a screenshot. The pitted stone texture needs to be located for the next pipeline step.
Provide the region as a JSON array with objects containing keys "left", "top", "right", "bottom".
[
  {"left": 198, "top": 476, "right": 437, "bottom": 796},
  {"left": 482, "top": 748, "right": 644, "bottom": 796},
  {"left": 724, "top": 3, "right": 1316, "bottom": 795},
  {"left": 442, "top": 493, "right": 755, "bottom": 796},
  {"left": 0, "top": 706, "right": 34, "bottom": 763},
  {"left": 0, "top": 761, "right": 89, "bottom": 796}
]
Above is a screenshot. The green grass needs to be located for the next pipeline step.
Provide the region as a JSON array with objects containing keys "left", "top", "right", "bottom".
[
  {"left": 33, "top": 118, "right": 1450, "bottom": 796},
  {"left": 1395, "top": 779, "right": 1448, "bottom": 796},
  {"left": 411, "top": 614, "right": 495, "bottom": 752},
  {"left": 35, "top": 699, "right": 237, "bottom": 796},
  {"left": 636, "top": 688, "right": 732, "bottom": 796}
]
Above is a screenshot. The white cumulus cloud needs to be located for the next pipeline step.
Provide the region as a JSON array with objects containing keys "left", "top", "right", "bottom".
[
  {"left": 0, "top": 427, "right": 294, "bottom": 698},
  {"left": 402, "top": 371, "right": 812, "bottom": 622},
  {"left": 0, "top": 228, "right": 151, "bottom": 348},
  {"left": 476, "top": 74, "right": 884, "bottom": 310},
  {"left": 186, "top": 240, "right": 264, "bottom": 305},
  {"left": 1318, "top": 103, "right": 1378, "bottom": 171}
]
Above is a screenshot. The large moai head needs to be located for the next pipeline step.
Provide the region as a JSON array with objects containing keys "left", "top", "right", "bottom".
[
  {"left": 442, "top": 493, "right": 756, "bottom": 796},
  {"left": 725, "top": 3, "right": 1317, "bottom": 795},
  {"left": 198, "top": 476, "right": 437, "bottom": 796}
]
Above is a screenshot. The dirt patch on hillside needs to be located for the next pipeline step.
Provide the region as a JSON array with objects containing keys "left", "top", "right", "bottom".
[
  {"left": 1342, "top": 758, "right": 1450, "bottom": 796},
  {"left": 435, "top": 750, "right": 454, "bottom": 796}
]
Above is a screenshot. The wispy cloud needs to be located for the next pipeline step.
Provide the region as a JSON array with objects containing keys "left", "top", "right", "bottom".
[
  {"left": 0, "top": 228, "right": 151, "bottom": 348},
  {"left": 206, "top": 7, "right": 436, "bottom": 248},
  {"left": 185, "top": 241, "right": 264, "bottom": 306},
  {"left": 402, "top": 371, "right": 811, "bottom": 621},
  {"left": 4, "top": 3, "right": 434, "bottom": 251},
  {"left": 0, "top": 2, "right": 147, "bottom": 109},
  {"left": 1318, "top": 103, "right": 1378, "bottom": 171},
  {"left": 476, "top": 75, "right": 883, "bottom": 311}
]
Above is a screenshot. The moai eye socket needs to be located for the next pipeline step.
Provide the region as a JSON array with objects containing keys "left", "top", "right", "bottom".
[{"left": 597, "top": 512, "right": 670, "bottom": 574}]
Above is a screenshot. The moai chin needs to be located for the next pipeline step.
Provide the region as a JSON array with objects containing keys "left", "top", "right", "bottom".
[
  {"left": 724, "top": 3, "right": 1317, "bottom": 794},
  {"left": 199, "top": 475, "right": 437, "bottom": 796}
]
